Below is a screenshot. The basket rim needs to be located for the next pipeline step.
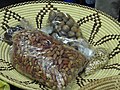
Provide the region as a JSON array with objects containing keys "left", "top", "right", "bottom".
[
  {"left": 80, "top": 75, "right": 120, "bottom": 90},
  {"left": 0, "top": 0, "right": 119, "bottom": 26},
  {"left": 0, "top": 72, "right": 35, "bottom": 90}
]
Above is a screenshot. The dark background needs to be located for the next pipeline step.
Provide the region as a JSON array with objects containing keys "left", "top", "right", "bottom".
[
  {"left": 0, "top": 0, "right": 32, "bottom": 8},
  {"left": 0, "top": 0, "right": 91, "bottom": 8}
]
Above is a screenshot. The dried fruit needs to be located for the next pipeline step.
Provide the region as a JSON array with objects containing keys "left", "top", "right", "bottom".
[
  {"left": 46, "top": 10, "right": 83, "bottom": 39},
  {"left": 11, "top": 29, "right": 88, "bottom": 90}
]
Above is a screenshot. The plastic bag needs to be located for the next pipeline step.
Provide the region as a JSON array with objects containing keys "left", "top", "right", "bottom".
[
  {"left": 4, "top": 19, "right": 33, "bottom": 45},
  {"left": 10, "top": 29, "right": 88, "bottom": 90},
  {"left": 41, "top": 10, "right": 109, "bottom": 76},
  {"left": 41, "top": 10, "right": 95, "bottom": 59},
  {"left": 85, "top": 47, "right": 109, "bottom": 75},
  {"left": 41, "top": 10, "right": 83, "bottom": 39}
]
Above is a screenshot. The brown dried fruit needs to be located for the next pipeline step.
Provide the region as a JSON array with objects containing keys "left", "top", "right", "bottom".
[
  {"left": 62, "top": 25, "right": 70, "bottom": 32},
  {"left": 68, "top": 31, "right": 75, "bottom": 37},
  {"left": 66, "top": 18, "right": 75, "bottom": 28},
  {"left": 71, "top": 26, "right": 78, "bottom": 32},
  {"left": 49, "top": 10, "right": 56, "bottom": 22},
  {"left": 11, "top": 29, "right": 88, "bottom": 90}
]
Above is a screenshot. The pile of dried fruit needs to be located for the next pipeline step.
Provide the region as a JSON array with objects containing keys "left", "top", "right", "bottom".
[
  {"left": 11, "top": 29, "right": 88, "bottom": 89},
  {"left": 46, "top": 10, "right": 82, "bottom": 39},
  {"left": 45, "top": 10, "right": 109, "bottom": 76}
]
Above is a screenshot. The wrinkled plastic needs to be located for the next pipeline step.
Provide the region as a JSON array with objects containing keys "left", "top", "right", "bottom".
[
  {"left": 3, "top": 19, "right": 33, "bottom": 45},
  {"left": 41, "top": 11, "right": 95, "bottom": 59},
  {"left": 85, "top": 47, "right": 109, "bottom": 76},
  {"left": 10, "top": 29, "right": 88, "bottom": 90},
  {"left": 41, "top": 10, "right": 83, "bottom": 39},
  {"left": 41, "top": 10, "right": 109, "bottom": 76}
]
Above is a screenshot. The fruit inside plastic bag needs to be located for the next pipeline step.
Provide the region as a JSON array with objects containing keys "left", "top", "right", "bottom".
[
  {"left": 41, "top": 10, "right": 83, "bottom": 39},
  {"left": 41, "top": 10, "right": 109, "bottom": 76},
  {"left": 10, "top": 28, "right": 88, "bottom": 90}
]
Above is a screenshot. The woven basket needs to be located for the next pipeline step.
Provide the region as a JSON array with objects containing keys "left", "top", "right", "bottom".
[
  {"left": 0, "top": 0, "right": 120, "bottom": 90},
  {"left": 80, "top": 75, "right": 120, "bottom": 90}
]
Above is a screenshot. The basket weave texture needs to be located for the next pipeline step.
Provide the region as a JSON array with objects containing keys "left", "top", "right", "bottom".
[{"left": 0, "top": 1, "right": 120, "bottom": 90}]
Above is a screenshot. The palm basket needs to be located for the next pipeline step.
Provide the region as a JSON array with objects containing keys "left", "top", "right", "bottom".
[{"left": 0, "top": 0, "right": 120, "bottom": 90}]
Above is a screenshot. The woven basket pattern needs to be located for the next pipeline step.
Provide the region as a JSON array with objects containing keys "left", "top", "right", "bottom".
[{"left": 0, "top": 1, "right": 120, "bottom": 90}]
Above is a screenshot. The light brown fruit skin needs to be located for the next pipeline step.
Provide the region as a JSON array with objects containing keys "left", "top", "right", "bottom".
[{"left": 48, "top": 10, "right": 83, "bottom": 39}]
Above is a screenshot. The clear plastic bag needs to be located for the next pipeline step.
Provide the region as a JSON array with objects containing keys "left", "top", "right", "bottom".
[
  {"left": 10, "top": 29, "right": 88, "bottom": 90},
  {"left": 41, "top": 10, "right": 109, "bottom": 76},
  {"left": 41, "top": 10, "right": 94, "bottom": 59},
  {"left": 41, "top": 10, "right": 83, "bottom": 39},
  {"left": 85, "top": 47, "right": 109, "bottom": 76}
]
